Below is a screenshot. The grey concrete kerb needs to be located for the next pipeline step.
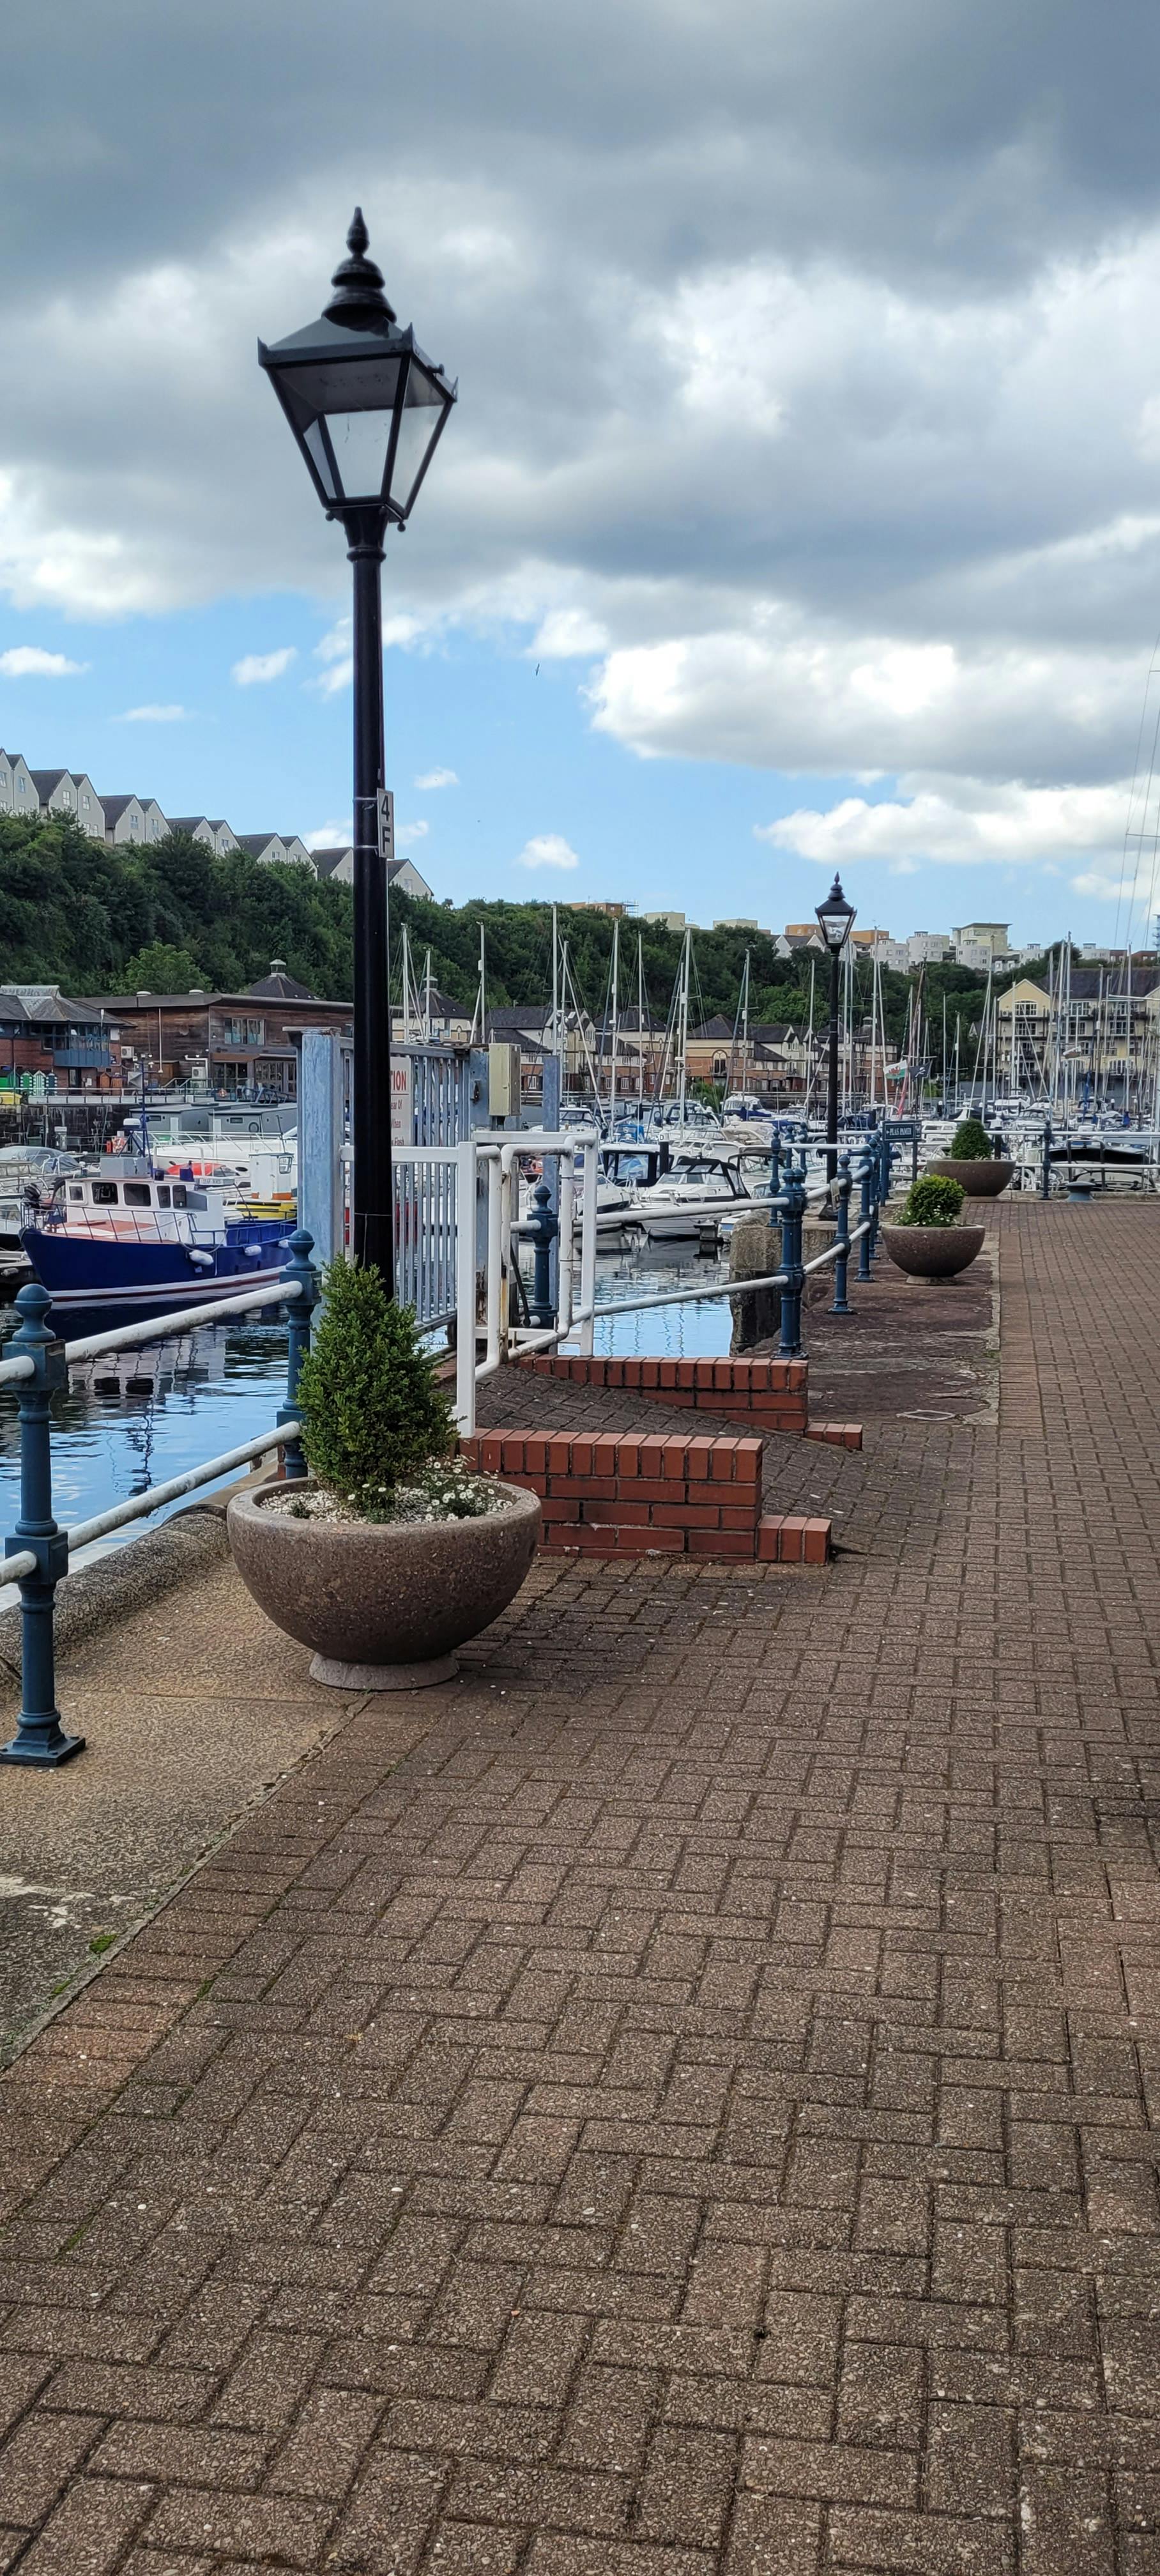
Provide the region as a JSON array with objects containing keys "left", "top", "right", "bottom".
[{"left": 0, "top": 1501, "right": 232, "bottom": 1691}]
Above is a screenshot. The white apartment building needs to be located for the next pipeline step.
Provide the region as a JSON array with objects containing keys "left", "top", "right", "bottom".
[
  {"left": 102, "top": 794, "right": 169, "bottom": 846},
  {"left": 312, "top": 846, "right": 435, "bottom": 901},
  {"left": 27, "top": 769, "right": 104, "bottom": 837},
  {"left": 168, "top": 817, "right": 240, "bottom": 855},
  {"left": 952, "top": 921, "right": 1011, "bottom": 963},
  {"left": 236, "top": 833, "right": 316, "bottom": 870},
  {"left": 0, "top": 749, "right": 41, "bottom": 816},
  {"left": 0, "top": 756, "right": 436, "bottom": 894}
]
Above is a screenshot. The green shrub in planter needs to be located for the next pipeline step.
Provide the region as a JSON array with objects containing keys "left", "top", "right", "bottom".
[
  {"left": 950, "top": 1116, "right": 993, "bottom": 1159},
  {"left": 294, "top": 1259, "right": 453, "bottom": 1515},
  {"left": 897, "top": 1175, "right": 966, "bottom": 1228}
]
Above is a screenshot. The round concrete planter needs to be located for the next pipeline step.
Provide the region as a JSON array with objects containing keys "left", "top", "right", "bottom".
[
  {"left": 881, "top": 1222, "right": 985, "bottom": 1282},
  {"left": 927, "top": 1157, "right": 1014, "bottom": 1197},
  {"left": 227, "top": 1478, "right": 540, "bottom": 1689}
]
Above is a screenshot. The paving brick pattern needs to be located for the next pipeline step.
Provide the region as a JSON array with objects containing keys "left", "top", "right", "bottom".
[
  {"left": 521, "top": 1353, "right": 811, "bottom": 1436},
  {"left": 0, "top": 1200, "right": 1157, "bottom": 2571}
]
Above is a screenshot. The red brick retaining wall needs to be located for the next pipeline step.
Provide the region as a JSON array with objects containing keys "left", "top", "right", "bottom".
[
  {"left": 519, "top": 1351, "right": 811, "bottom": 1434},
  {"left": 461, "top": 1429, "right": 831, "bottom": 1565}
]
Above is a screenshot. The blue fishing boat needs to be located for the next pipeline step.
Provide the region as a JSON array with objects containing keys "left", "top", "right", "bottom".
[{"left": 20, "top": 1165, "right": 297, "bottom": 1309}]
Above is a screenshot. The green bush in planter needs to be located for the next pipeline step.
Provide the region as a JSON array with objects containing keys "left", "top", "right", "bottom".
[
  {"left": 897, "top": 1175, "right": 966, "bottom": 1228},
  {"left": 950, "top": 1116, "right": 993, "bottom": 1160},
  {"left": 294, "top": 1259, "right": 453, "bottom": 1514}
]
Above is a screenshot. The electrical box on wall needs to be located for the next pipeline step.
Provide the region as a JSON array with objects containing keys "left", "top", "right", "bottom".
[{"left": 487, "top": 1043, "right": 521, "bottom": 1119}]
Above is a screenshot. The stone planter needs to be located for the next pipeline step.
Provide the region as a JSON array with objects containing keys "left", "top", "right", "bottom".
[
  {"left": 881, "top": 1222, "right": 985, "bottom": 1282},
  {"left": 927, "top": 1157, "right": 1014, "bottom": 1198},
  {"left": 227, "top": 1478, "right": 540, "bottom": 1689}
]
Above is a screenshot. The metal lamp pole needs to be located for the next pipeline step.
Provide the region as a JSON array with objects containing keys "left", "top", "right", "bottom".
[
  {"left": 814, "top": 873, "right": 856, "bottom": 1191},
  {"left": 825, "top": 939, "right": 841, "bottom": 1187},
  {"left": 347, "top": 507, "right": 392, "bottom": 1282},
  {"left": 259, "top": 210, "right": 457, "bottom": 1290}
]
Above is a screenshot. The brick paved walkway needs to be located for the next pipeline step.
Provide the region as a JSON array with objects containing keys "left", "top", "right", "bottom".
[{"left": 1, "top": 1200, "right": 1159, "bottom": 2573}]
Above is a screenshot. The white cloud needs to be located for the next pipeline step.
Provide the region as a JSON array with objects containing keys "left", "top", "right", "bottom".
[
  {"left": 759, "top": 776, "right": 1129, "bottom": 874},
  {"left": 118, "top": 702, "right": 190, "bottom": 722},
  {"left": 590, "top": 618, "right": 1134, "bottom": 783},
  {"left": 231, "top": 646, "right": 296, "bottom": 686},
  {"left": 397, "top": 820, "right": 429, "bottom": 847},
  {"left": 515, "top": 833, "right": 580, "bottom": 871},
  {"left": 303, "top": 820, "right": 352, "bottom": 850},
  {"left": 0, "top": 645, "right": 87, "bottom": 677},
  {"left": 307, "top": 612, "right": 427, "bottom": 698},
  {"left": 1071, "top": 868, "right": 1126, "bottom": 900},
  {"left": 414, "top": 767, "right": 459, "bottom": 790},
  {"left": 531, "top": 608, "right": 609, "bottom": 659}
]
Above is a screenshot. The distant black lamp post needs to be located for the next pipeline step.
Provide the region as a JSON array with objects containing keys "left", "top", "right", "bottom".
[
  {"left": 815, "top": 873, "right": 856, "bottom": 1184},
  {"left": 259, "top": 210, "right": 456, "bottom": 1282}
]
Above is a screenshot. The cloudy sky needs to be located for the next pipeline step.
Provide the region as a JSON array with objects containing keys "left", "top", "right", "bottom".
[{"left": 4, "top": 0, "right": 1160, "bottom": 944}]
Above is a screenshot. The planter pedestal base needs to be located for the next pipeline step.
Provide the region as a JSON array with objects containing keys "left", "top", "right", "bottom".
[{"left": 309, "top": 1650, "right": 459, "bottom": 1691}]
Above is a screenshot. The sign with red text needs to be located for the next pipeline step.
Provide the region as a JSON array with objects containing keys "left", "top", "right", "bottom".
[{"left": 390, "top": 1055, "right": 413, "bottom": 1146}]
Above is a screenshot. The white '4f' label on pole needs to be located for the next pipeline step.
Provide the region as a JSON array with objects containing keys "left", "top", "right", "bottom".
[
  {"left": 390, "top": 1056, "right": 413, "bottom": 1146},
  {"left": 378, "top": 788, "right": 394, "bottom": 861}
]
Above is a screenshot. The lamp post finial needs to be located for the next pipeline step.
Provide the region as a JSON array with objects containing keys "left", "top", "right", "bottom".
[{"left": 324, "top": 208, "right": 396, "bottom": 327}]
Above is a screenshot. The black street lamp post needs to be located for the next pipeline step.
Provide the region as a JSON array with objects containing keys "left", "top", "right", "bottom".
[
  {"left": 259, "top": 211, "right": 456, "bottom": 1283},
  {"left": 814, "top": 874, "right": 856, "bottom": 1186}
]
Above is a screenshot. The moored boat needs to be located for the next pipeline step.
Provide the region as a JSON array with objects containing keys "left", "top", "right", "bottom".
[{"left": 20, "top": 1166, "right": 296, "bottom": 1308}]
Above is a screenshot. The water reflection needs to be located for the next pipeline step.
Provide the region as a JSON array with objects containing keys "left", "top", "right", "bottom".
[{"left": 0, "top": 1295, "right": 291, "bottom": 1538}]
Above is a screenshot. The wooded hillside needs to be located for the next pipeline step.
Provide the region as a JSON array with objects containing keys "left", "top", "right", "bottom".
[{"left": 0, "top": 813, "right": 996, "bottom": 1043}]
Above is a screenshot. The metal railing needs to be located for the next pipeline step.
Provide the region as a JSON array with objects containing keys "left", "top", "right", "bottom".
[
  {"left": 516, "top": 1133, "right": 896, "bottom": 1366},
  {"left": 0, "top": 1231, "right": 318, "bottom": 1771},
  {"left": 454, "top": 1130, "right": 599, "bottom": 1433}
]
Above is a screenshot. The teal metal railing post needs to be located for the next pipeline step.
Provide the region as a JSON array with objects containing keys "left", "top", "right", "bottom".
[
  {"left": 278, "top": 1229, "right": 319, "bottom": 1482},
  {"left": 858, "top": 1151, "right": 873, "bottom": 1282},
  {"left": 526, "top": 1183, "right": 559, "bottom": 1330},
  {"left": 872, "top": 1132, "right": 890, "bottom": 1255},
  {"left": 832, "top": 1153, "right": 851, "bottom": 1315},
  {"left": 0, "top": 1285, "right": 82, "bottom": 1768},
  {"left": 777, "top": 1154, "right": 806, "bottom": 1358}
]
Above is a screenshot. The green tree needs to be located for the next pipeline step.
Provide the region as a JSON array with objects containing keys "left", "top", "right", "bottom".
[
  {"left": 119, "top": 942, "right": 204, "bottom": 992},
  {"left": 295, "top": 1262, "right": 453, "bottom": 1513}
]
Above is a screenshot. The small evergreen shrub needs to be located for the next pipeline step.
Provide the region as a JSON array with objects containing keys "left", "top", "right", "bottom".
[
  {"left": 295, "top": 1260, "right": 453, "bottom": 1515},
  {"left": 950, "top": 1116, "right": 993, "bottom": 1160},
  {"left": 898, "top": 1175, "right": 966, "bottom": 1228}
]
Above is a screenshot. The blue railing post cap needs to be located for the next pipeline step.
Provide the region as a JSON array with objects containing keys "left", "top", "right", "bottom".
[
  {"left": 13, "top": 1281, "right": 54, "bottom": 1330},
  {"left": 11, "top": 1282, "right": 66, "bottom": 1386}
]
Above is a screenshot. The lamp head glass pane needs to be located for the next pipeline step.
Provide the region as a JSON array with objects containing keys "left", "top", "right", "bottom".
[{"left": 815, "top": 874, "right": 856, "bottom": 950}]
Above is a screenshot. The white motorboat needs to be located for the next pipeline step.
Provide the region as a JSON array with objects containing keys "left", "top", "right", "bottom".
[
  {"left": 629, "top": 1154, "right": 752, "bottom": 1243},
  {"left": 0, "top": 1146, "right": 90, "bottom": 1250}
]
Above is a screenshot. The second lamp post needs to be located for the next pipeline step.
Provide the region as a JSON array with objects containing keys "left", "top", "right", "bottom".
[
  {"left": 814, "top": 873, "right": 856, "bottom": 1186},
  {"left": 259, "top": 211, "right": 457, "bottom": 1285}
]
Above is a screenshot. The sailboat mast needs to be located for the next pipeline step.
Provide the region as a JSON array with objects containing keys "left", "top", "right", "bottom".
[
  {"left": 469, "top": 923, "right": 486, "bottom": 1048},
  {"left": 677, "top": 929, "right": 691, "bottom": 1126},
  {"left": 609, "top": 916, "right": 620, "bottom": 1124}
]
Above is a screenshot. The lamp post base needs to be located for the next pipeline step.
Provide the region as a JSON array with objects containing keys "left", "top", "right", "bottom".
[{"left": 0, "top": 1719, "right": 86, "bottom": 1767}]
